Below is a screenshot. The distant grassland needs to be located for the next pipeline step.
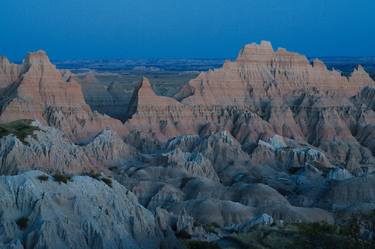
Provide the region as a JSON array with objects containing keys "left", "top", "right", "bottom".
[
  {"left": 76, "top": 71, "right": 198, "bottom": 121},
  {"left": 81, "top": 71, "right": 198, "bottom": 96}
]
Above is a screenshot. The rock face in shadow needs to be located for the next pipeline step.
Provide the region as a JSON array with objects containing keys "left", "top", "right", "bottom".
[
  {"left": 0, "top": 51, "right": 127, "bottom": 142},
  {"left": 0, "top": 171, "right": 178, "bottom": 249},
  {"left": 78, "top": 72, "right": 132, "bottom": 122}
]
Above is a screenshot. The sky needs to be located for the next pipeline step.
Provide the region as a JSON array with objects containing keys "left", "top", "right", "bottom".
[{"left": 0, "top": 0, "right": 374, "bottom": 61}]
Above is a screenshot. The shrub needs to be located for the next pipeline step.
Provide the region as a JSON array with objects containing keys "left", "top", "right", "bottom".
[
  {"left": 109, "top": 166, "right": 118, "bottom": 171},
  {"left": 297, "top": 222, "right": 338, "bottom": 237},
  {"left": 203, "top": 222, "right": 220, "bottom": 234},
  {"left": 101, "top": 177, "right": 112, "bottom": 188},
  {"left": 53, "top": 173, "right": 71, "bottom": 184},
  {"left": 16, "top": 216, "right": 29, "bottom": 230},
  {"left": 83, "top": 172, "right": 113, "bottom": 188},
  {"left": 84, "top": 171, "right": 101, "bottom": 180},
  {"left": 37, "top": 175, "right": 49, "bottom": 182}
]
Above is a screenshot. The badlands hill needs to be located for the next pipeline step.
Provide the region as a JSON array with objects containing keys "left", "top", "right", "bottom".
[
  {"left": 0, "top": 41, "right": 374, "bottom": 249},
  {"left": 127, "top": 41, "right": 375, "bottom": 171},
  {"left": 0, "top": 51, "right": 126, "bottom": 141}
]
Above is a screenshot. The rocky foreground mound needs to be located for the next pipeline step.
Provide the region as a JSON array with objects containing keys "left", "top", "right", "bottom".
[{"left": 0, "top": 171, "right": 181, "bottom": 249}]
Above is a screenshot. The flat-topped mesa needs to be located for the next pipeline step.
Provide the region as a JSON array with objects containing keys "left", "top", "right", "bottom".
[
  {"left": 0, "top": 50, "right": 126, "bottom": 142},
  {"left": 237, "top": 41, "right": 275, "bottom": 62},
  {"left": 237, "top": 41, "right": 309, "bottom": 66},
  {"left": 23, "top": 50, "right": 52, "bottom": 66}
]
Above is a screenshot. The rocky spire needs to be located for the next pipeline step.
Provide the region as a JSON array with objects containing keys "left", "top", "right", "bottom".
[
  {"left": 0, "top": 56, "right": 21, "bottom": 88},
  {"left": 126, "top": 77, "right": 182, "bottom": 120},
  {"left": 137, "top": 77, "right": 158, "bottom": 102},
  {"left": 350, "top": 65, "right": 374, "bottom": 85},
  {"left": 0, "top": 50, "right": 127, "bottom": 141},
  {"left": 22, "top": 50, "right": 53, "bottom": 68},
  {"left": 20, "top": 50, "right": 61, "bottom": 82}
]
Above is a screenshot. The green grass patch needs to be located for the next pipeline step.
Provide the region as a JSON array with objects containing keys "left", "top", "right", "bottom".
[{"left": 0, "top": 119, "right": 39, "bottom": 144}]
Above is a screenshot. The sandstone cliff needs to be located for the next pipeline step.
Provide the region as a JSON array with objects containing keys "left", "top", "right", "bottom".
[
  {"left": 0, "top": 51, "right": 127, "bottom": 142},
  {"left": 126, "top": 41, "right": 375, "bottom": 170},
  {"left": 0, "top": 56, "right": 21, "bottom": 89}
]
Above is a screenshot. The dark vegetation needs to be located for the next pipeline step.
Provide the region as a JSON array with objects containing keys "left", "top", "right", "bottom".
[
  {"left": 109, "top": 166, "right": 118, "bottom": 171},
  {"left": 53, "top": 173, "right": 71, "bottom": 184},
  {"left": 217, "top": 219, "right": 375, "bottom": 249},
  {"left": 181, "top": 211, "right": 375, "bottom": 249},
  {"left": 83, "top": 171, "right": 113, "bottom": 188},
  {"left": 180, "top": 177, "right": 194, "bottom": 189},
  {"left": 16, "top": 216, "right": 29, "bottom": 230},
  {"left": 84, "top": 171, "right": 101, "bottom": 180},
  {"left": 203, "top": 223, "right": 220, "bottom": 234},
  {"left": 183, "top": 240, "right": 221, "bottom": 249},
  {"left": 101, "top": 177, "right": 113, "bottom": 188},
  {"left": 37, "top": 174, "right": 49, "bottom": 182},
  {"left": 0, "top": 119, "right": 39, "bottom": 144}
]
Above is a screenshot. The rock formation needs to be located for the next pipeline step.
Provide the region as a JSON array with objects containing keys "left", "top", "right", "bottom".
[
  {"left": 0, "top": 121, "right": 135, "bottom": 175},
  {"left": 0, "top": 56, "right": 21, "bottom": 89},
  {"left": 0, "top": 41, "right": 375, "bottom": 248},
  {"left": 0, "top": 51, "right": 127, "bottom": 142},
  {"left": 78, "top": 72, "right": 131, "bottom": 121},
  {"left": 0, "top": 171, "right": 178, "bottom": 249},
  {"left": 126, "top": 41, "right": 375, "bottom": 171}
]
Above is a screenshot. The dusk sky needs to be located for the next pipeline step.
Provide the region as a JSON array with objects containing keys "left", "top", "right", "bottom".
[{"left": 0, "top": 0, "right": 374, "bottom": 61}]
